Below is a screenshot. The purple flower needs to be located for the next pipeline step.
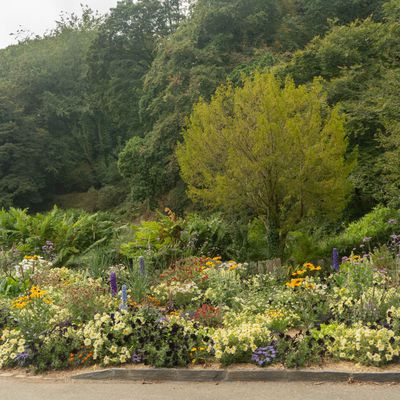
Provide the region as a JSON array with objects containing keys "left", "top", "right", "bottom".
[
  {"left": 251, "top": 346, "right": 277, "bottom": 367},
  {"left": 388, "top": 219, "right": 397, "bottom": 225},
  {"left": 110, "top": 271, "right": 118, "bottom": 297},
  {"left": 15, "top": 351, "right": 29, "bottom": 364},
  {"left": 363, "top": 237, "right": 372, "bottom": 243},
  {"left": 42, "top": 240, "right": 55, "bottom": 260},
  {"left": 16, "top": 352, "right": 29, "bottom": 360},
  {"left": 332, "top": 248, "right": 340, "bottom": 271},
  {"left": 131, "top": 352, "right": 141, "bottom": 364},
  {"left": 119, "top": 284, "right": 128, "bottom": 311}
]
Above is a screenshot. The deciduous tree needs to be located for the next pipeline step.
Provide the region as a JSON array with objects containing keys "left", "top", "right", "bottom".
[{"left": 177, "top": 73, "right": 354, "bottom": 255}]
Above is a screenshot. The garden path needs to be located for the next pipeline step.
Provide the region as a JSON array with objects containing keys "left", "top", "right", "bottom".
[{"left": 1, "top": 377, "right": 400, "bottom": 400}]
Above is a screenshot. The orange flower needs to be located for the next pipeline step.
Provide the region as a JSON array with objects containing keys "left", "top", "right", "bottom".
[{"left": 285, "top": 278, "right": 304, "bottom": 288}]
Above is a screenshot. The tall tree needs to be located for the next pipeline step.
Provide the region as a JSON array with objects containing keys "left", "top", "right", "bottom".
[
  {"left": 0, "top": 88, "right": 48, "bottom": 208},
  {"left": 177, "top": 73, "right": 354, "bottom": 256},
  {"left": 276, "top": 0, "right": 385, "bottom": 50},
  {"left": 119, "top": 0, "right": 283, "bottom": 205},
  {"left": 281, "top": 1, "right": 400, "bottom": 214}
]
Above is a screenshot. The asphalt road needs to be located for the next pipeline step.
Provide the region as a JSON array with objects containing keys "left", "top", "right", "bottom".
[{"left": 1, "top": 378, "right": 400, "bottom": 400}]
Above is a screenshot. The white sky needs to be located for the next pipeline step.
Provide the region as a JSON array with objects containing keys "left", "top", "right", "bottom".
[{"left": 0, "top": 0, "right": 119, "bottom": 48}]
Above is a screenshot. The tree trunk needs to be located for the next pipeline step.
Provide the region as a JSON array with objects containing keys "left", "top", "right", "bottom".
[{"left": 262, "top": 216, "right": 284, "bottom": 259}]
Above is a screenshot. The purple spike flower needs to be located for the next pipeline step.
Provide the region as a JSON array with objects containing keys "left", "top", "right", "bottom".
[
  {"left": 110, "top": 271, "right": 118, "bottom": 297},
  {"left": 120, "top": 284, "right": 128, "bottom": 311},
  {"left": 139, "top": 256, "right": 145, "bottom": 275},
  {"left": 332, "top": 248, "right": 339, "bottom": 272}
]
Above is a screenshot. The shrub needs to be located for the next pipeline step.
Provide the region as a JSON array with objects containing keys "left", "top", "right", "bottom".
[
  {"left": 0, "top": 207, "right": 115, "bottom": 266},
  {"left": 319, "top": 206, "right": 400, "bottom": 258}
]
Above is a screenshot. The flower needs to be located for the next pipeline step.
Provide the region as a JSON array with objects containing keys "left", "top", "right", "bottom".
[
  {"left": 103, "top": 356, "right": 110, "bottom": 365},
  {"left": 251, "top": 346, "right": 277, "bottom": 367},
  {"left": 110, "top": 271, "right": 118, "bottom": 297},
  {"left": 350, "top": 255, "right": 362, "bottom": 263},
  {"left": 15, "top": 352, "right": 29, "bottom": 362},
  {"left": 285, "top": 278, "right": 304, "bottom": 288},
  {"left": 119, "top": 285, "right": 128, "bottom": 311},
  {"left": 131, "top": 353, "right": 141, "bottom": 364},
  {"left": 292, "top": 269, "right": 307, "bottom": 276},
  {"left": 332, "top": 248, "right": 340, "bottom": 271}
]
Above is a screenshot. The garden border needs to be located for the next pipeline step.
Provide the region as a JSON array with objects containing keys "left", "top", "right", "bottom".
[{"left": 72, "top": 368, "right": 400, "bottom": 383}]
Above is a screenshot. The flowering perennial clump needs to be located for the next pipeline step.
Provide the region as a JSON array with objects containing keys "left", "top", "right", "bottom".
[
  {"left": 2, "top": 248, "right": 400, "bottom": 371},
  {"left": 251, "top": 346, "right": 277, "bottom": 366},
  {"left": 12, "top": 286, "right": 51, "bottom": 309}
]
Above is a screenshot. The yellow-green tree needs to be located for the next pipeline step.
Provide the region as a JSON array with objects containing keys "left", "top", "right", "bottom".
[{"left": 177, "top": 72, "right": 355, "bottom": 256}]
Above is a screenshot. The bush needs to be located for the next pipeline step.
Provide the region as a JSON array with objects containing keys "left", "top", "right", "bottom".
[
  {"left": 120, "top": 211, "right": 240, "bottom": 271},
  {"left": 319, "top": 206, "right": 400, "bottom": 257},
  {"left": 0, "top": 207, "right": 115, "bottom": 266},
  {"left": 287, "top": 206, "right": 400, "bottom": 263}
]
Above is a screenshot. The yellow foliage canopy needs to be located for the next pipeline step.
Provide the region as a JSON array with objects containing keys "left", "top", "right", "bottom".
[{"left": 177, "top": 72, "right": 354, "bottom": 243}]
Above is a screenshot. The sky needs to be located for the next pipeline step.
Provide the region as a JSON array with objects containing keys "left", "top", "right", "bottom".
[{"left": 0, "top": 0, "right": 119, "bottom": 49}]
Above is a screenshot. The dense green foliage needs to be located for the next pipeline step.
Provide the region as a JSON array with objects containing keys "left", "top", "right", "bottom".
[
  {"left": 1, "top": 0, "right": 400, "bottom": 263},
  {"left": 0, "top": 207, "right": 115, "bottom": 266},
  {"left": 0, "top": 0, "right": 390, "bottom": 211},
  {"left": 282, "top": 1, "right": 400, "bottom": 216},
  {"left": 177, "top": 73, "right": 353, "bottom": 256},
  {"left": 3, "top": 1, "right": 400, "bottom": 374}
]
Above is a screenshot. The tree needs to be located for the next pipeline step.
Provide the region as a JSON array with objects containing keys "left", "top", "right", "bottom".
[
  {"left": 0, "top": 89, "right": 48, "bottom": 208},
  {"left": 276, "top": 0, "right": 385, "bottom": 50},
  {"left": 280, "top": 1, "right": 400, "bottom": 215},
  {"left": 378, "top": 122, "right": 400, "bottom": 207},
  {"left": 120, "top": 0, "right": 284, "bottom": 204},
  {"left": 87, "top": 0, "right": 186, "bottom": 137},
  {"left": 177, "top": 72, "right": 354, "bottom": 256}
]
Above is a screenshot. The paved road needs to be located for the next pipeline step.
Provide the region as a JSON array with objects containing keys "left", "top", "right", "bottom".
[{"left": 1, "top": 378, "right": 400, "bottom": 400}]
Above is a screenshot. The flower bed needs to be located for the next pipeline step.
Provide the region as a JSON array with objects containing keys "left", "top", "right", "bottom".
[{"left": 1, "top": 252, "right": 400, "bottom": 372}]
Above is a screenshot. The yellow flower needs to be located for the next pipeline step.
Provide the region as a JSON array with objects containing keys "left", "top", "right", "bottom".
[
  {"left": 169, "top": 310, "right": 180, "bottom": 317},
  {"left": 308, "top": 265, "right": 322, "bottom": 272},
  {"left": 305, "top": 283, "right": 316, "bottom": 289},
  {"left": 12, "top": 295, "right": 30, "bottom": 309},
  {"left": 24, "top": 255, "right": 39, "bottom": 261},
  {"left": 285, "top": 278, "right": 304, "bottom": 288},
  {"left": 266, "top": 309, "right": 284, "bottom": 319},
  {"left": 206, "top": 261, "right": 214, "bottom": 266},
  {"left": 292, "top": 269, "right": 306, "bottom": 276}
]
